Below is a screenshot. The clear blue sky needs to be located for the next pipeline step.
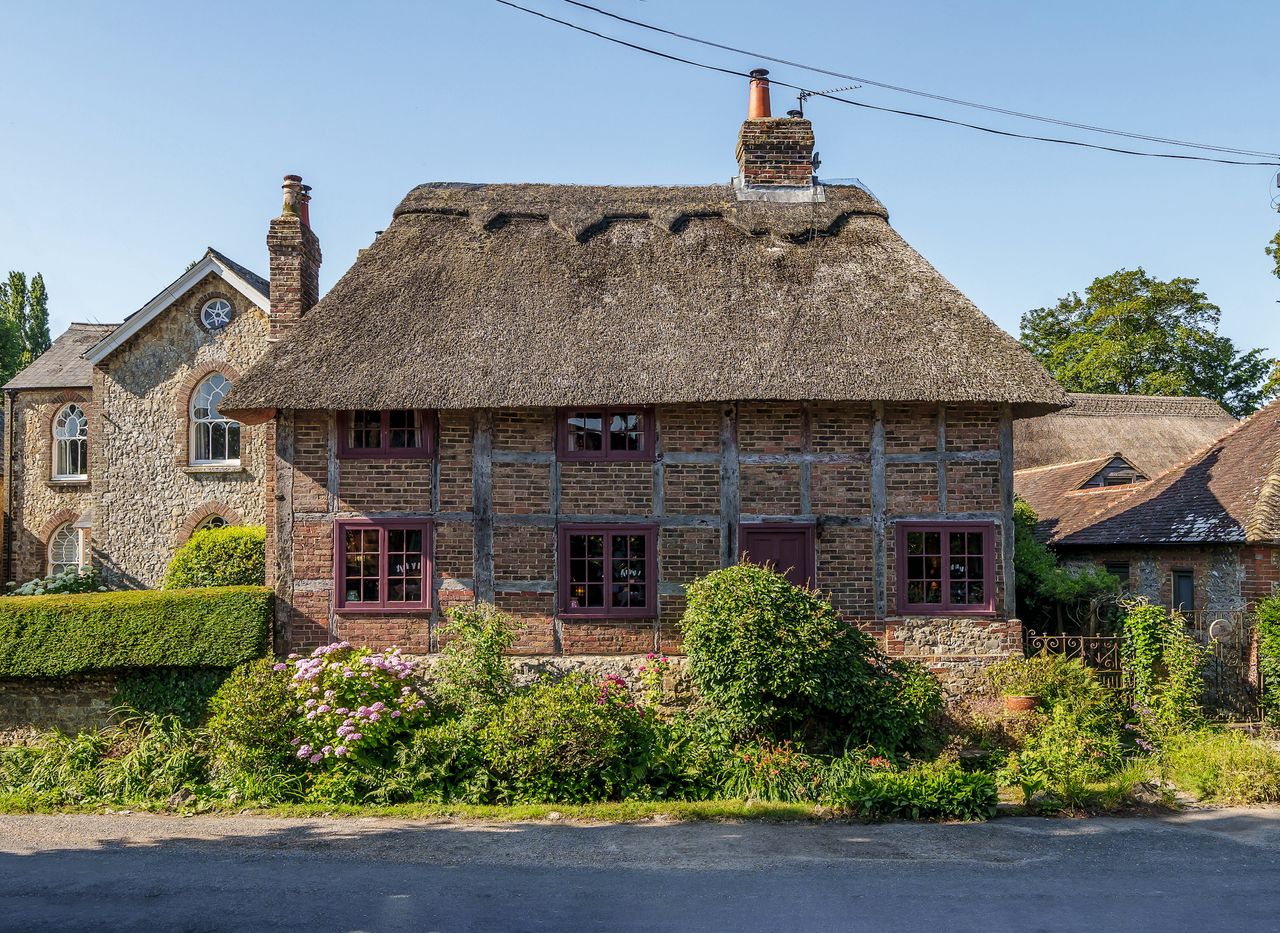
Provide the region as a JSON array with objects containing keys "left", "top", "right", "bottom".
[{"left": 2, "top": 0, "right": 1277, "bottom": 356}]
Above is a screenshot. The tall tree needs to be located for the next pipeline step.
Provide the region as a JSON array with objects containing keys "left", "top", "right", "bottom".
[
  {"left": 1020, "top": 267, "right": 1275, "bottom": 417},
  {"left": 0, "top": 272, "right": 53, "bottom": 385},
  {"left": 22, "top": 273, "right": 51, "bottom": 368},
  {"left": 1269, "top": 228, "right": 1280, "bottom": 282}
]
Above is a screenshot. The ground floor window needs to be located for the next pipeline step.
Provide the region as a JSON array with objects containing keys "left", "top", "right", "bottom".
[
  {"left": 335, "top": 519, "right": 431, "bottom": 611},
  {"left": 1103, "top": 561, "right": 1131, "bottom": 590},
  {"left": 895, "top": 521, "right": 995, "bottom": 615},
  {"left": 1172, "top": 570, "right": 1195, "bottom": 613},
  {"left": 48, "top": 523, "right": 83, "bottom": 576},
  {"left": 558, "top": 524, "right": 657, "bottom": 618}
]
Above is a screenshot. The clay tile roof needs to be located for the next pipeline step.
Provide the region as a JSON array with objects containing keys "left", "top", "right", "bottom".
[
  {"left": 1015, "top": 456, "right": 1151, "bottom": 543},
  {"left": 225, "top": 182, "right": 1067, "bottom": 415},
  {"left": 1057, "top": 399, "right": 1280, "bottom": 546},
  {"left": 1014, "top": 392, "right": 1235, "bottom": 478},
  {"left": 3, "top": 323, "right": 119, "bottom": 391}
]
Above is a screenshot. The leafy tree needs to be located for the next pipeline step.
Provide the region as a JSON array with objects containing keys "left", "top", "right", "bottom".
[
  {"left": 1013, "top": 497, "right": 1117, "bottom": 632},
  {"left": 1268, "top": 229, "right": 1280, "bottom": 282},
  {"left": 0, "top": 271, "right": 52, "bottom": 384},
  {"left": 1020, "top": 268, "right": 1274, "bottom": 416}
]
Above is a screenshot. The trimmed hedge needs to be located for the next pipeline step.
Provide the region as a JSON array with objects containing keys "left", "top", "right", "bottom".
[
  {"left": 0, "top": 587, "right": 272, "bottom": 678},
  {"left": 164, "top": 526, "right": 266, "bottom": 589}
]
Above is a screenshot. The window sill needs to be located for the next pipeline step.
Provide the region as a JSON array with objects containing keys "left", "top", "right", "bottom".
[
  {"left": 47, "top": 478, "right": 89, "bottom": 488},
  {"left": 559, "top": 613, "right": 659, "bottom": 622},
  {"left": 893, "top": 608, "right": 998, "bottom": 618},
  {"left": 184, "top": 464, "right": 247, "bottom": 475},
  {"left": 335, "top": 606, "right": 432, "bottom": 615}
]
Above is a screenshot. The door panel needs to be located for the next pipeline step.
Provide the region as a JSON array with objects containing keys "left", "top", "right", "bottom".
[{"left": 740, "top": 524, "right": 816, "bottom": 588}]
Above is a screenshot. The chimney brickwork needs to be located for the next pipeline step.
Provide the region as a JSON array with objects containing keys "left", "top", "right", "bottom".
[
  {"left": 736, "top": 117, "right": 816, "bottom": 187},
  {"left": 267, "top": 174, "right": 322, "bottom": 341}
]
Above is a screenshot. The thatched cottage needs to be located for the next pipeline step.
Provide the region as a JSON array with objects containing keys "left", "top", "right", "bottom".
[
  {"left": 2, "top": 250, "right": 275, "bottom": 588},
  {"left": 221, "top": 73, "right": 1066, "bottom": 687}
]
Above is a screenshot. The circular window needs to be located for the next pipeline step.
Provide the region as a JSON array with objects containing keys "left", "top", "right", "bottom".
[{"left": 200, "top": 298, "right": 234, "bottom": 330}]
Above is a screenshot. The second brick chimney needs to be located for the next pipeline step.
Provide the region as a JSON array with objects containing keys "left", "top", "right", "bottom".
[
  {"left": 735, "top": 69, "right": 816, "bottom": 189},
  {"left": 267, "top": 174, "right": 322, "bottom": 341}
]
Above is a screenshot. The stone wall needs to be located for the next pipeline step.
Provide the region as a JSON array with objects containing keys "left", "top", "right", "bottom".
[
  {"left": 1061, "top": 544, "right": 1247, "bottom": 611},
  {"left": 92, "top": 273, "right": 270, "bottom": 588},
  {"left": 5, "top": 388, "right": 96, "bottom": 584},
  {"left": 272, "top": 400, "right": 1020, "bottom": 691},
  {"left": 0, "top": 674, "right": 118, "bottom": 734}
]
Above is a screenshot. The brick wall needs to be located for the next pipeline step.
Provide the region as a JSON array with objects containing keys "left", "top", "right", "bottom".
[
  {"left": 273, "top": 399, "right": 1019, "bottom": 690},
  {"left": 736, "top": 117, "right": 816, "bottom": 187}
]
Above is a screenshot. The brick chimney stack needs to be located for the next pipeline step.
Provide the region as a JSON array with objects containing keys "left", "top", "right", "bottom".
[
  {"left": 736, "top": 69, "right": 816, "bottom": 188},
  {"left": 267, "top": 174, "right": 322, "bottom": 341}
]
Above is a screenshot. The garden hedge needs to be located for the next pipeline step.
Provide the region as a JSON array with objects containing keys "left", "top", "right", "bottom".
[{"left": 0, "top": 586, "right": 272, "bottom": 678}]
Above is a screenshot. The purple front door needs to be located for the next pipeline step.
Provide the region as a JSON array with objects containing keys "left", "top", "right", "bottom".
[{"left": 739, "top": 523, "right": 816, "bottom": 588}]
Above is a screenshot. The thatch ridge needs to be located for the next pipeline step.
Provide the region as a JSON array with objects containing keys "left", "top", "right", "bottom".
[{"left": 226, "top": 182, "right": 1067, "bottom": 415}]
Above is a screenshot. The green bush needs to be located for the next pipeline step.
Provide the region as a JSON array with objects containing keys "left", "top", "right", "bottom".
[
  {"left": 113, "top": 668, "right": 231, "bottom": 726},
  {"left": 831, "top": 761, "right": 998, "bottom": 821},
  {"left": 431, "top": 603, "right": 517, "bottom": 711},
  {"left": 987, "top": 655, "right": 1108, "bottom": 706},
  {"left": 7, "top": 566, "right": 107, "bottom": 596},
  {"left": 1159, "top": 729, "right": 1280, "bottom": 804},
  {"left": 0, "top": 586, "right": 271, "bottom": 677},
  {"left": 681, "top": 564, "right": 929, "bottom": 751},
  {"left": 1122, "top": 599, "right": 1207, "bottom": 737},
  {"left": 163, "top": 526, "right": 266, "bottom": 589},
  {"left": 997, "top": 703, "right": 1124, "bottom": 808},
  {"left": 1256, "top": 596, "right": 1280, "bottom": 725},
  {"left": 477, "top": 675, "right": 652, "bottom": 803},
  {"left": 205, "top": 659, "right": 302, "bottom": 785}
]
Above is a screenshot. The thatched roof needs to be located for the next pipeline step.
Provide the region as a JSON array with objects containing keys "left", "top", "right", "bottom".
[
  {"left": 1014, "top": 393, "right": 1234, "bottom": 477},
  {"left": 226, "top": 182, "right": 1067, "bottom": 415},
  {"left": 3, "top": 323, "right": 117, "bottom": 391},
  {"left": 1055, "top": 399, "right": 1280, "bottom": 546}
]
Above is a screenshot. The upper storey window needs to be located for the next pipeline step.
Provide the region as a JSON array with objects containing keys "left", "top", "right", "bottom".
[
  {"left": 52, "top": 403, "right": 88, "bottom": 481},
  {"left": 200, "top": 298, "right": 234, "bottom": 331},
  {"left": 557, "top": 408, "right": 655, "bottom": 462},
  {"left": 338, "top": 410, "right": 433, "bottom": 459},
  {"left": 191, "top": 374, "right": 241, "bottom": 465}
]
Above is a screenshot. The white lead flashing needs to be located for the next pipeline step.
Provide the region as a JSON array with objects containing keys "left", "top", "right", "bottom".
[
  {"left": 84, "top": 250, "right": 270, "bottom": 365},
  {"left": 732, "top": 176, "right": 827, "bottom": 203}
]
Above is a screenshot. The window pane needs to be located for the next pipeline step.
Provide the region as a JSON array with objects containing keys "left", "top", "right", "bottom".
[
  {"left": 610, "top": 533, "right": 648, "bottom": 608},
  {"left": 567, "top": 534, "right": 606, "bottom": 608},
  {"left": 966, "top": 581, "right": 985, "bottom": 604},
  {"left": 950, "top": 581, "right": 967, "bottom": 604},
  {"left": 227, "top": 424, "right": 241, "bottom": 460},
  {"left": 949, "top": 532, "right": 965, "bottom": 555},
  {"left": 386, "top": 526, "right": 424, "bottom": 604},
  {"left": 967, "top": 532, "right": 983, "bottom": 554},
  {"left": 344, "top": 529, "right": 380, "bottom": 603},
  {"left": 349, "top": 410, "right": 382, "bottom": 449},
  {"left": 388, "top": 410, "right": 422, "bottom": 449},
  {"left": 567, "top": 413, "right": 603, "bottom": 452},
  {"left": 924, "top": 580, "right": 942, "bottom": 603},
  {"left": 609, "top": 411, "right": 644, "bottom": 452}
]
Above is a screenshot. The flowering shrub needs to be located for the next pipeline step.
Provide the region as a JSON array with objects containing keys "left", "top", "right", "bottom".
[
  {"left": 8, "top": 566, "right": 107, "bottom": 596},
  {"left": 718, "top": 740, "right": 827, "bottom": 802},
  {"left": 280, "top": 643, "right": 430, "bottom": 765},
  {"left": 637, "top": 653, "right": 671, "bottom": 708}
]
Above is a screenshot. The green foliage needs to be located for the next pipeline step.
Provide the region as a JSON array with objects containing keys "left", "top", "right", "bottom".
[
  {"left": 1121, "top": 599, "right": 1207, "bottom": 737},
  {"left": 163, "top": 526, "right": 266, "bottom": 589},
  {"left": 431, "top": 603, "right": 518, "bottom": 711},
  {"left": 830, "top": 761, "right": 998, "bottom": 821},
  {"left": 1159, "top": 729, "right": 1280, "bottom": 804},
  {"left": 1256, "top": 595, "right": 1280, "bottom": 725},
  {"left": 681, "top": 564, "right": 935, "bottom": 752},
  {"left": 0, "top": 271, "right": 52, "bottom": 384},
  {"left": 205, "top": 659, "right": 303, "bottom": 786},
  {"left": 0, "top": 716, "right": 209, "bottom": 806},
  {"left": 997, "top": 703, "right": 1124, "bottom": 808},
  {"left": 1020, "top": 267, "right": 1276, "bottom": 416},
  {"left": 987, "top": 654, "right": 1104, "bottom": 702},
  {"left": 112, "top": 668, "right": 230, "bottom": 726},
  {"left": 1268, "top": 229, "right": 1280, "bottom": 282},
  {"left": 476, "top": 675, "right": 652, "bottom": 803},
  {"left": 1013, "top": 497, "right": 1119, "bottom": 628},
  {"left": 717, "top": 740, "right": 831, "bottom": 802},
  {"left": 0, "top": 586, "right": 271, "bottom": 677},
  {"left": 7, "top": 566, "right": 108, "bottom": 596}
]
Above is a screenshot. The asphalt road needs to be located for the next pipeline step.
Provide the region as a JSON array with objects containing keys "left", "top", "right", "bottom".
[{"left": 3, "top": 808, "right": 1280, "bottom": 932}]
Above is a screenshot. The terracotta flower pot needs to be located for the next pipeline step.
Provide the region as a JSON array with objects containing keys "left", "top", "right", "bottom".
[{"left": 1003, "top": 694, "right": 1040, "bottom": 713}]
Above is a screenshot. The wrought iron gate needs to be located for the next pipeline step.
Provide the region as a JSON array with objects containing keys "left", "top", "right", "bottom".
[{"left": 1024, "top": 631, "right": 1125, "bottom": 689}]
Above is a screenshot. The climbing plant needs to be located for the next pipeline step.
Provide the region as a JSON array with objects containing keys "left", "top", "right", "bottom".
[
  {"left": 1121, "top": 599, "right": 1207, "bottom": 737},
  {"left": 1255, "top": 596, "right": 1280, "bottom": 725}
]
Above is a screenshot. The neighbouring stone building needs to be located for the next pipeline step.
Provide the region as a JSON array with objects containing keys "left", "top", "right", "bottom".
[
  {"left": 219, "top": 72, "right": 1068, "bottom": 689},
  {"left": 2, "top": 249, "right": 276, "bottom": 587},
  {"left": 1015, "top": 392, "right": 1280, "bottom": 614}
]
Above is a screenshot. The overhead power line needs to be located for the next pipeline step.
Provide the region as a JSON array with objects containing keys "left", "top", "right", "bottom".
[
  {"left": 559, "top": 0, "right": 1280, "bottom": 160},
  {"left": 492, "top": 0, "right": 1280, "bottom": 168}
]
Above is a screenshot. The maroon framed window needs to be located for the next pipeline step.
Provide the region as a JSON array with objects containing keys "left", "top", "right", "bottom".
[
  {"left": 337, "top": 410, "right": 433, "bottom": 459},
  {"left": 740, "top": 522, "right": 817, "bottom": 589},
  {"left": 558, "top": 524, "right": 657, "bottom": 618},
  {"left": 335, "top": 519, "right": 432, "bottom": 612},
  {"left": 895, "top": 522, "right": 995, "bottom": 615},
  {"left": 556, "top": 407, "right": 655, "bottom": 462}
]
